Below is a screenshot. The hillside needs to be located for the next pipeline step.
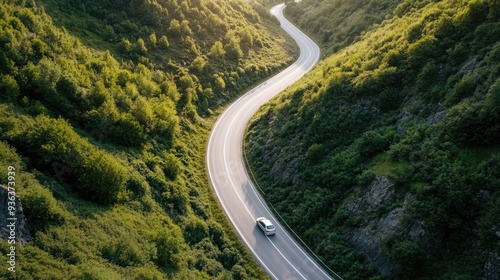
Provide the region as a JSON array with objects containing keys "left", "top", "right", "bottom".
[
  {"left": 245, "top": 0, "right": 500, "bottom": 279},
  {"left": 285, "top": 0, "right": 403, "bottom": 54},
  {"left": 0, "top": 0, "right": 297, "bottom": 278}
]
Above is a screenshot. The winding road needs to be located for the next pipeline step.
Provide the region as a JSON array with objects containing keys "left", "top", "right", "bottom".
[{"left": 207, "top": 4, "right": 339, "bottom": 280}]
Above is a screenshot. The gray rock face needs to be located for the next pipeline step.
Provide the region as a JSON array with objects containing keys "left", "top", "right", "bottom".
[
  {"left": 0, "top": 185, "right": 31, "bottom": 246},
  {"left": 343, "top": 176, "right": 424, "bottom": 276},
  {"left": 483, "top": 253, "right": 500, "bottom": 280}
]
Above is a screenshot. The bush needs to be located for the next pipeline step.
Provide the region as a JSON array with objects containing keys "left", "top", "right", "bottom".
[
  {"left": 154, "top": 227, "right": 185, "bottom": 269},
  {"left": 20, "top": 115, "right": 84, "bottom": 167},
  {"left": 378, "top": 87, "right": 401, "bottom": 112},
  {"left": 163, "top": 153, "right": 182, "bottom": 180},
  {"left": 20, "top": 115, "right": 128, "bottom": 204},
  {"left": 35, "top": 227, "right": 88, "bottom": 265},
  {"left": 100, "top": 238, "right": 146, "bottom": 267},
  {"left": 385, "top": 237, "right": 425, "bottom": 274},
  {"left": 0, "top": 74, "right": 20, "bottom": 103},
  {"left": 22, "top": 182, "right": 65, "bottom": 232},
  {"left": 183, "top": 218, "right": 208, "bottom": 245},
  {"left": 75, "top": 150, "right": 127, "bottom": 204},
  {"left": 125, "top": 172, "right": 148, "bottom": 199},
  {"left": 445, "top": 73, "right": 476, "bottom": 106},
  {"left": 159, "top": 35, "right": 169, "bottom": 49},
  {"left": 357, "top": 130, "right": 390, "bottom": 159},
  {"left": 0, "top": 141, "right": 21, "bottom": 182},
  {"left": 110, "top": 114, "right": 145, "bottom": 147},
  {"left": 306, "top": 143, "right": 323, "bottom": 162},
  {"left": 407, "top": 36, "right": 439, "bottom": 69},
  {"left": 77, "top": 260, "right": 123, "bottom": 280}
]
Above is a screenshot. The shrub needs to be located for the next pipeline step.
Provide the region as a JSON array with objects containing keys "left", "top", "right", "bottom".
[
  {"left": 357, "top": 130, "right": 390, "bottom": 159},
  {"left": 183, "top": 218, "right": 208, "bottom": 245},
  {"left": 0, "top": 74, "right": 20, "bottom": 103},
  {"left": 407, "top": 36, "right": 439, "bottom": 69},
  {"left": 306, "top": 143, "right": 324, "bottom": 162},
  {"left": 100, "top": 238, "right": 146, "bottom": 267},
  {"left": 154, "top": 227, "right": 185, "bottom": 269},
  {"left": 75, "top": 150, "right": 127, "bottom": 204},
  {"left": 231, "top": 264, "right": 248, "bottom": 280},
  {"left": 133, "top": 38, "right": 147, "bottom": 55},
  {"left": 77, "top": 260, "right": 123, "bottom": 280},
  {"left": 378, "top": 87, "right": 401, "bottom": 112},
  {"left": 445, "top": 73, "right": 476, "bottom": 106},
  {"left": 125, "top": 171, "right": 148, "bottom": 199},
  {"left": 159, "top": 35, "right": 169, "bottom": 49},
  {"left": 385, "top": 237, "right": 425, "bottom": 273},
  {"left": 208, "top": 41, "right": 225, "bottom": 59},
  {"left": 22, "top": 182, "right": 65, "bottom": 232},
  {"left": 0, "top": 141, "right": 21, "bottom": 181},
  {"left": 163, "top": 153, "right": 182, "bottom": 180},
  {"left": 110, "top": 114, "right": 145, "bottom": 147},
  {"left": 20, "top": 115, "right": 84, "bottom": 167}
]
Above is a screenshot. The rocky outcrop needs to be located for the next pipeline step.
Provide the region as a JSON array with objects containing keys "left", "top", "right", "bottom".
[
  {"left": 0, "top": 185, "right": 31, "bottom": 246},
  {"left": 342, "top": 176, "right": 425, "bottom": 276},
  {"left": 264, "top": 133, "right": 303, "bottom": 186},
  {"left": 483, "top": 253, "right": 500, "bottom": 280}
]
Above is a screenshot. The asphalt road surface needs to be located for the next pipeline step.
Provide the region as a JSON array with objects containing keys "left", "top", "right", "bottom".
[{"left": 207, "top": 4, "right": 341, "bottom": 280}]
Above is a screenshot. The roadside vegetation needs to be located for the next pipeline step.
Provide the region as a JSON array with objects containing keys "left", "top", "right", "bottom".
[
  {"left": 0, "top": 0, "right": 297, "bottom": 278},
  {"left": 285, "top": 0, "right": 403, "bottom": 55},
  {"left": 246, "top": 0, "right": 500, "bottom": 279}
]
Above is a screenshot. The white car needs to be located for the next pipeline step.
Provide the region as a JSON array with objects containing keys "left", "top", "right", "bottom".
[{"left": 256, "top": 217, "right": 276, "bottom": 235}]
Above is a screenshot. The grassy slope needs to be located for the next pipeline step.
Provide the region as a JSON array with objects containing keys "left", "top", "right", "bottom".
[
  {"left": 246, "top": 0, "right": 500, "bottom": 279},
  {"left": 0, "top": 0, "right": 298, "bottom": 278}
]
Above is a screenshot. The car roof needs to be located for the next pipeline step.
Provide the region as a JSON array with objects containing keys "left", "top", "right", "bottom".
[{"left": 257, "top": 217, "right": 273, "bottom": 226}]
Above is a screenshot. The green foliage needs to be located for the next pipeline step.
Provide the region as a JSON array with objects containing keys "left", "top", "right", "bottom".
[
  {"left": 76, "top": 260, "right": 124, "bottom": 280},
  {"left": 356, "top": 129, "right": 395, "bottom": 159},
  {"left": 208, "top": 41, "right": 225, "bottom": 59},
  {"left": 133, "top": 38, "right": 148, "bottom": 55},
  {"left": 75, "top": 149, "right": 127, "bottom": 204},
  {"left": 0, "top": 0, "right": 293, "bottom": 278},
  {"left": 224, "top": 36, "right": 244, "bottom": 59},
  {"left": 285, "top": 0, "right": 404, "bottom": 54},
  {"left": 163, "top": 153, "right": 183, "bottom": 180},
  {"left": 100, "top": 237, "right": 147, "bottom": 267},
  {"left": 154, "top": 227, "right": 185, "bottom": 269},
  {"left": 183, "top": 217, "right": 209, "bottom": 245},
  {"left": 0, "top": 74, "right": 20, "bottom": 103},
  {"left": 246, "top": 0, "right": 500, "bottom": 279},
  {"left": 445, "top": 73, "right": 477, "bottom": 106},
  {"left": 0, "top": 140, "right": 21, "bottom": 179},
  {"left": 15, "top": 115, "right": 128, "bottom": 204},
  {"left": 21, "top": 181, "right": 66, "bottom": 232},
  {"left": 385, "top": 237, "right": 424, "bottom": 273},
  {"left": 191, "top": 56, "right": 206, "bottom": 72},
  {"left": 159, "top": 35, "right": 169, "bottom": 49}
]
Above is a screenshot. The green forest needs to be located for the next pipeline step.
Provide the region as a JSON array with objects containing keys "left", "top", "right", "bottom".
[
  {"left": 0, "top": 0, "right": 297, "bottom": 278},
  {"left": 246, "top": 0, "right": 500, "bottom": 279}
]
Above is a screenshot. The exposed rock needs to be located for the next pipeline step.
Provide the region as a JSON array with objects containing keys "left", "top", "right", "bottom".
[
  {"left": 345, "top": 176, "right": 394, "bottom": 215},
  {"left": 396, "top": 125, "right": 405, "bottom": 137},
  {"left": 342, "top": 176, "right": 425, "bottom": 276},
  {"left": 482, "top": 253, "right": 500, "bottom": 280},
  {"left": 459, "top": 56, "right": 479, "bottom": 78},
  {"left": 0, "top": 185, "right": 31, "bottom": 246},
  {"left": 267, "top": 133, "right": 302, "bottom": 185},
  {"left": 426, "top": 111, "right": 446, "bottom": 125},
  {"left": 270, "top": 160, "right": 284, "bottom": 179}
]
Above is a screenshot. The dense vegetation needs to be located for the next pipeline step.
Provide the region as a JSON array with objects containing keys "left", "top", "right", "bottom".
[
  {"left": 0, "top": 0, "right": 297, "bottom": 278},
  {"left": 246, "top": 0, "right": 500, "bottom": 279},
  {"left": 285, "top": 0, "right": 403, "bottom": 55}
]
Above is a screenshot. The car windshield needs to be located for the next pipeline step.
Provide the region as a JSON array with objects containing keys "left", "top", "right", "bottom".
[{"left": 266, "top": 225, "right": 275, "bottom": 230}]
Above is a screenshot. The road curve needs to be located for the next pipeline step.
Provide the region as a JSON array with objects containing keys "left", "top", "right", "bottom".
[{"left": 207, "top": 4, "right": 336, "bottom": 280}]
